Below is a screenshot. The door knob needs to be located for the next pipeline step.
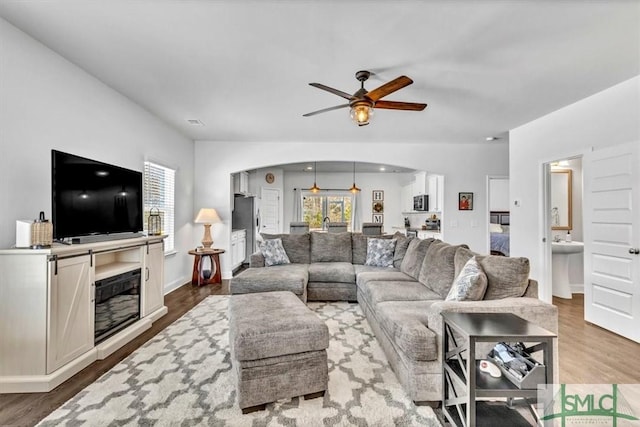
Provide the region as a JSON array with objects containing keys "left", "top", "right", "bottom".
[{"left": 629, "top": 248, "right": 640, "bottom": 255}]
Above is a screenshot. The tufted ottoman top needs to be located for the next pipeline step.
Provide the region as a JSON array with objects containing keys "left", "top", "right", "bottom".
[{"left": 229, "top": 291, "right": 329, "bottom": 361}]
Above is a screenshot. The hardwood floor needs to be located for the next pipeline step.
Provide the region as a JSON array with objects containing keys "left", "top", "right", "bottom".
[{"left": 1, "top": 287, "right": 638, "bottom": 426}]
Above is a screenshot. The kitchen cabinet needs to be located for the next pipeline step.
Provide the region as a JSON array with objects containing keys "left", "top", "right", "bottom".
[
  {"left": 142, "top": 242, "right": 164, "bottom": 317},
  {"left": 417, "top": 230, "right": 442, "bottom": 240},
  {"left": 47, "top": 254, "right": 94, "bottom": 373},
  {"left": 231, "top": 229, "right": 247, "bottom": 269},
  {"left": 401, "top": 183, "right": 413, "bottom": 213},
  {"left": 427, "top": 174, "right": 444, "bottom": 212},
  {"left": 233, "top": 171, "right": 249, "bottom": 195},
  {"left": 413, "top": 171, "right": 428, "bottom": 196}
]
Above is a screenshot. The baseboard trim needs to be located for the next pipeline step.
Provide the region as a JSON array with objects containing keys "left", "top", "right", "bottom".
[
  {"left": 164, "top": 277, "right": 189, "bottom": 295},
  {"left": 0, "top": 349, "right": 97, "bottom": 393},
  {"left": 96, "top": 319, "right": 152, "bottom": 360},
  {"left": 570, "top": 284, "right": 584, "bottom": 294}
]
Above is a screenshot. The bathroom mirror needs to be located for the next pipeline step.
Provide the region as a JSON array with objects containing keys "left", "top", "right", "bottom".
[{"left": 550, "top": 169, "right": 572, "bottom": 230}]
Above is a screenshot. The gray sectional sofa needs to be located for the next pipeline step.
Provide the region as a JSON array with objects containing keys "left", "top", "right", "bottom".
[{"left": 230, "top": 231, "right": 558, "bottom": 403}]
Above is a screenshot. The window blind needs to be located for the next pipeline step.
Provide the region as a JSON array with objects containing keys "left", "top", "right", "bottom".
[{"left": 144, "top": 161, "right": 175, "bottom": 252}]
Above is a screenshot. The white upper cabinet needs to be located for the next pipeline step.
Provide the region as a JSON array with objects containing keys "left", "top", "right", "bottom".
[
  {"left": 427, "top": 174, "right": 444, "bottom": 212},
  {"left": 413, "top": 172, "right": 428, "bottom": 196},
  {"left": 233, "top": 172, "right": 249, "bottom": 195}
]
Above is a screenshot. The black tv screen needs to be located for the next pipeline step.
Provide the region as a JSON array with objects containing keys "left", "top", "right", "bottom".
[{"left": 52, "top": 150, "right": 143, "bottom": 240}]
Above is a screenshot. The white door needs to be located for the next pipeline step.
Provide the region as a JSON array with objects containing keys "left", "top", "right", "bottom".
[
  {"left": 261, "top": 188, "right": 280, "bottom": 234},
  {"left": 584, "top": 141, "right": 639, "bottom": 342}
]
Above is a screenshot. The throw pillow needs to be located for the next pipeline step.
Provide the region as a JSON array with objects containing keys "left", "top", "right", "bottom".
[
  {"left": 365, "top": 238, "right": 397, "bottom": 268},
  {"left": 446, "top": 256, "right": 488, "bottom": 301},
  {"left": 259, "top": 238, "right": 291, "bottom": 266},
  {"left": 454, "top": 247, "right": 530, "bottom": 300}
]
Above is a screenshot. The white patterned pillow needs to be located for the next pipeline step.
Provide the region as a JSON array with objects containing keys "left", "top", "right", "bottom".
[
  {"left": 365, "top": 238, "right": 397, "bottom": 268},
  {"left": 446, "top": 256, "right": 488, "bottom": 301},
  {"left": 259, "top": 238, "right": 291, "bottom": 266}
]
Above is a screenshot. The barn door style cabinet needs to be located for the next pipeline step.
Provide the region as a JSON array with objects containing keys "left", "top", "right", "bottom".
[{"left": 0, "top": 236, "right": 167, "bottom": 393}]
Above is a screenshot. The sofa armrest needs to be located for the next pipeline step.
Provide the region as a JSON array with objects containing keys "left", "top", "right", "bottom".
[{"left": 250, "top": 251, "right": 265, "bottom": 268}]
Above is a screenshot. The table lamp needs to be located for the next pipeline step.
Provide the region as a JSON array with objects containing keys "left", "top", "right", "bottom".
[{"left": 195, "top": 208, "right": 221, "bottom": 248}]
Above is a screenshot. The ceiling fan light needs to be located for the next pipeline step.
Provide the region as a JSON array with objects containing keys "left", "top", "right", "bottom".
[{"left": 350, "top": 104, "right": 373, "bottom": 126}]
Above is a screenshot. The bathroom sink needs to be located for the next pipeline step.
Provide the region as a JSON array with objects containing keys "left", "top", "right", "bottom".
[{"left": 552, "top": 241, "right": 584, "bottom": 254}]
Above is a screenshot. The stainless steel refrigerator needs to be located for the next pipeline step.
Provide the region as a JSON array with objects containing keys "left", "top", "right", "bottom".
[{"left": 232, "top": 195, "right": 257, "bottom": 265}]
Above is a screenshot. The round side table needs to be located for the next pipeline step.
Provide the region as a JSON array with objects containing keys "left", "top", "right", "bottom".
[{"left": 188, "top": 248, "right": 225, "bottom": 286}]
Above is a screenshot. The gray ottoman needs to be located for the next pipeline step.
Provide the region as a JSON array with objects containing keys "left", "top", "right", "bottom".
[{"left": 228, "top": 291, "right": 329, "bottom": 413}]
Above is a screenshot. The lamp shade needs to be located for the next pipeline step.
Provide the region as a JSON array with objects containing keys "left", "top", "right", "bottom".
[{"left": 195, "top": 208, "right": 221, "bottom": 224}]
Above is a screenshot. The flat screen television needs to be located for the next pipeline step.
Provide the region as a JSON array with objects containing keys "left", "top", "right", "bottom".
[{"left": 52, "top": 150, "right": 143, "bottom": 241}]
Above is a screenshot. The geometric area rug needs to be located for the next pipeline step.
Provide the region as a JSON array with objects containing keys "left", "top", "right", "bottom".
[{"left": 38, "top": 296, "right": 441, "bottom": 426}]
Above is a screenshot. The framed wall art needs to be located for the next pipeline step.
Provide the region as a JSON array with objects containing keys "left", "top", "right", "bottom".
[
  {"left": 458, "top": 192, "right": 473, "bottom": 210},
  {"left": 372, "top": 190, "right": 384, "bottom": 202},
  {"left": 372, "top": 214, "right": 383, "bottom": 223}
]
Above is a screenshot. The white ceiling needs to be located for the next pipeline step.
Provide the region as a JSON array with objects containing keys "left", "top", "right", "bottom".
[
  {"left": 0, "top": 1, "right": 638, "bottom": 144},
  {"left": 266, "top": 161, "right": 415, "bottom": 174}
]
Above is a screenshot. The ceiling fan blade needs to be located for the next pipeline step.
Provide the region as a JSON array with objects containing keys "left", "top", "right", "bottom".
[
  {"left": 366, "top": 76, "right": 413, "bottom": 101},
  {"left": 309, "top": 83, "right": 353, "bottom": 100},
  {"left": 303, "top": 103, "right": 350, "bottom": 117},
  {"left": 374, "top": 100, "right": 427, "bottom": 111}
]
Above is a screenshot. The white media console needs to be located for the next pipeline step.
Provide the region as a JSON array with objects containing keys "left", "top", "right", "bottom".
[{"left": 0, "top": 236, "right": 167, "bottom": 393}]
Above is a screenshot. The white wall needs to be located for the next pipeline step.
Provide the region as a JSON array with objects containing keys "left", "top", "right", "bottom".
[
  {"left": 0, "top": 18, "right": 195, "bottom": 293},
  {"left": 510, "top": 75, "right": 640, "bottom": 301},
  {"left": 194, "top": 141, "right": 509, "bottom": 278}
]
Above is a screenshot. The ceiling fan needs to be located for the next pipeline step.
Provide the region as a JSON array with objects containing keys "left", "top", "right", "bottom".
[{"left": 303, "top": 70, "right": 427, "bottom": 126}]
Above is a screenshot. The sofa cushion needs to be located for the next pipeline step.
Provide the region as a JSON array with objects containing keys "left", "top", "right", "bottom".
[
  {"left": 308, "top": 262, "right": 355, "bottom": 283},
  {"left": 393, "top": 232, "right": 414, "bottom": 269},
  {"left": 230, "top": 264, "right": 308, "bottom": 296},
  {"left": 353, "top": 264, "right": 401, "bottom": 275},
  {"left": 455, "top": 247, "right": 530, "bottom": 300},
  {"left": 375, "top": 301, "right": 438, "bottom": 361},
  {"left": 446, "top": 256, "right": 488, "bottom": 301},
  {"left": 365, "top": 238, "right": 397, "bottom": 267},
  {"left": 259, "top": 238, "right": 291, "bottom": 266},
  {"left": 261, "top": 233, "right": 311, "bottom": 264},
  {"left": 356, "top": 270, "right": 414, "bottom": 288},
  {"left": 400, "top": 238, "right": 435, "bottom": 280},
  {"left": 311, "top": 232, "right": 352, "bottom": 263},
  {"left": 419, "top": 240, "right": 466, "bottom": 298},
  {"left": 358, "top": 280, "right": 441, "bottom": 305}
]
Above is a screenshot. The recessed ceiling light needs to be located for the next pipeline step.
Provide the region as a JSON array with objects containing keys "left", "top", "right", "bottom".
[
  {"left": 305, "top": 165, "right": 313, "bottom": 171},
  {"left": 95, "top": 170, "right": 109, "bottom": 177},
  {"left": 485, "top": 136, "right": 499, "bottom": 141},
  {"left": 187, "top": 119, "right": 204, "bottom": 126},
  {"left": 379, "top": 167, "right": 386, "bottom": 171}
]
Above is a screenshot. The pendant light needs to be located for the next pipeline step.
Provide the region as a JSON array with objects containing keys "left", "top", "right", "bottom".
[
  {"left": 309, "top": 162, "right": 321, "bottom": 193},
  {"left": 349, "top": 162, "right": 361, "bottom": 193}
]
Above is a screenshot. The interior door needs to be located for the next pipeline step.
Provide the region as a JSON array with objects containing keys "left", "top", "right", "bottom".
[
  {"left": 584, "top": 141, "right": 639, "bottom": 343},
  {"left": 260, "top": 188, "right": 280, "bottom": 234}
]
